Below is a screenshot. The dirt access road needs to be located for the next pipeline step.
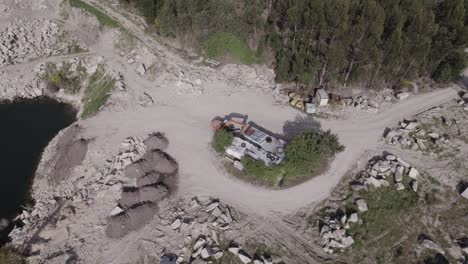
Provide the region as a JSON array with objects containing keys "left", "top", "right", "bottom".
[{"left": 75, "top": 1, "right": 459, "bottom": 216}]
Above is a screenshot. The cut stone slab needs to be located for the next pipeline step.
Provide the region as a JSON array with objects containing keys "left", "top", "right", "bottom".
[
  {"left": 395, "top": 166, "right": 403, "bottom": 182},
  {"left": 356, "top": 199, "right": 368, "bottom": 212},
  {"left": 193, "top": 238, "right": 206, "bottom": 250},
  {"left": 409, "top": 167, "right": 419, "bottom": 179},
  {"left": 386, "top": 155, "right": 397, "bottom": 161},
  {"left": 405, "top": 122, "right": 418, "bottom": 130},
  {"left": 397, "top": 92, "right": 410, "bottom": 100},
  {"left": 461, "top": 187, "right": 468, "bottom": 199},
  {"left": 348, "top": 213, "right": 358, "bottom": 223},
  {"left": 200, "top": 246, "right": 213, "bottom": 259},
  {"left": 233, "top": 160, "right": 244, "bottom": 171},
  {"left": 171, "top": 219, "right": 182, "bottom": 230},
  {"left": 238, "top": 250, "right": 252, "bottom": 263},
  {"left": 368, "top": 177, "right": 382, "bottom": 188},
  {"left": 214, "top": 251, "right": 224, "bottom": 259},
  {"left": 342, "top": 236, "right": 355, "bottom": 248},
  {"left": 110, "top": 206, "right": 124, "bottom": 216},
  {"left": 228, "top": 245, "right": 240, "bottom": 255},
  {"left": 205, "top": 202, "right": 219, "bottom": 212},
  {"left": 395, "top": 183, "right": 405, "bottom": 191},
  {"left": 379, "top": 179, "right": 390, "bottom": 187},
  {"left": 411, "top": 180, "right": 418, "bottom": 192},
  {"left": 397, "top": 158, "right": 411, "bottom": 167}
]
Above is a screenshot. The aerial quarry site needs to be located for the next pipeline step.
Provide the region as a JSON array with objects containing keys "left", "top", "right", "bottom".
[{"left": 0, "top": 0, "right": 468, "bottom": 264}]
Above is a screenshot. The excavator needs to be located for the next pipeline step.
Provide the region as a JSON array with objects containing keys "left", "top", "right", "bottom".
[{"left": 211, "top": 117, "right": 254, "bottom": 136}]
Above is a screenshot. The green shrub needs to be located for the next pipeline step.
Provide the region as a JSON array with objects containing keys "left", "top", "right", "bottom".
[
  {"left": 0, "top": 246, "right": 24, "bottom": 264},
  {"left": 212, "top": 130, "right": 234, "bottom": 153},
  {"left": 205, "top": 32, "right": 256, "bottom": 65},
  {"left": 242, "top": 129, "right": 344, "bottom": 187},
  {"left": 347, "top": 183, "right": 418, "bottom": 245},
  {"left": 81, "top": 66, "right": 115, "bottom": 118},
  {"left": 43, "top": 62, "right": 82, "bottom": 94},
  {"left": 70, "top": 0, "right": 119, "bottom": 28}
]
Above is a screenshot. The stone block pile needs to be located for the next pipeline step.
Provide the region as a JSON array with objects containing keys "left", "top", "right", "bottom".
[
  {"left": 384, "top": 120, "right": 448, "bottom": 152},
  {"left": 352, "top": 154, "right": 420, "bottom": 193},
  {"left": 319, "top": 211, "right": 357, "bottom": 253},
  {"left": 319, "top": 153, "right": 421, "bottom": 254},
  {"left": 0, "top": 19, "right": 68, "bottom": 66}
]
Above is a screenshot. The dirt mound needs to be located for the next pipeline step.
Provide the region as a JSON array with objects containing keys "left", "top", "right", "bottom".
[
  {"left": 143, "top": 132, "right": 169, "bottom": 151},
  {"left": 120, "top": 185, "right": 168, "bottom": 208},
  {"left": 124, "top": 149, "right": 177, "bottom": 178},
  {"left": 136, "top": 171, "right": 162, "bottom": 187},
  {"left": 106, "top": 133, "right": 178, "bottom": 238},
  {"left": 39, "top": 124, "right": 88, "bottom": 185},
  {"left": 106, "top": 203, "right": 158, "bottom": 239}
]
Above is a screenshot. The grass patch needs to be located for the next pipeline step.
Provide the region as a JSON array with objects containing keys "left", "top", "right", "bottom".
[
  {"left": 0, "top": 246, "right": 24, "bottom": 264},
  {"left": 81, "top": 66, "right": 115, "bottom": 118},
  {"left": 212, "top": 130, "right": 234, "bottom": 153},
  {"left": 347, "top": 181, "right": 418, "bottom": 248},
  {"left": 205, "top": 32, "right": 256, "bottom": 65},
  {"left": 69, "top": 0, "right": 119, "bottom": 28}
]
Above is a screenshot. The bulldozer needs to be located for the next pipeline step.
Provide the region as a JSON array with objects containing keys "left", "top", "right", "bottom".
[{"left": 287, "top": 91, "right": 320, "bottom": 114}]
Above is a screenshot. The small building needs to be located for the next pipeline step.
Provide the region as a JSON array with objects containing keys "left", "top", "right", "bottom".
[{"left": 316, "top": 89, "right": 329, "bottom": 106}]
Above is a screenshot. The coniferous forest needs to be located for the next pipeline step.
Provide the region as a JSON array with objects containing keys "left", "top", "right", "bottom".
[{"left": 121, "top": 0, "right": 468, "bottom": 87}]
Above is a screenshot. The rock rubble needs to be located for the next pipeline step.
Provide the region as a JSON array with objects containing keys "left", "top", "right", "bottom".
[{"left": 0, "top": 19, "right": 69, "bottom": 66}]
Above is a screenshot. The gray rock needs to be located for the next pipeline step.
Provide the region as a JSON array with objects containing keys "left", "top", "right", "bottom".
[
  {"left": 409, "top": 167, "right": 419, "bottom": 179},
  {"left": 428, "top": 132, "right": 440, "bottom": 139},
  {"left": 342, "top": 236, "right": 354, "bottom": 248},
  {"left": 238, "top": 250, "right": 252, "bottom": 263},
  {"left": 461, "top": 187, "right": 468, "bottom": 199},
  {"left": 348, "top": 213, "right": 358, "bottom": 223},
  {"left": 356, "top": 199, "right": 368, "bottom": 212},
  {"left": 170, "top": 219, "right": 181, "bottom": 230},
  {"left": 395, "top": 165, "right": 404, "bottom": 182},
  {"left": 137, "top": 63, "right": 146, "bottom": 75},
  {"left": 395, "top": 183, "right": 405, "bottom": 191},
  {"left": 200, "top": 246, "right": 213, "bottom": 259},
  {"left": 411, "top": 180, "right": 418, "bottom": 192}
]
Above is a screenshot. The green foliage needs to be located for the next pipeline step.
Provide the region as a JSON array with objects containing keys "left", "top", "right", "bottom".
[
  {"left": 81, "top": 66, "right": 116, "bottom": 118},
  {"left": 43, "top": 62, "right": 84, "bottom": 94},
  {"left": 212, "top": 130, "right": 234, "bottom": 153},
  {"left": 433, "top": 49, "right": 467, "bottom": 81},
  {"left": 242, "top": 129, "right": 344, "bottom": 187},
  {"left": 347, "top": 183, "right": 418, "bottom": 246},
  {"left": 0, "top": 246, "right": 24, "bottom": 264},
  {"left": 70, "top": 0, "right": 119, "bottom": 28},
  {"left": 205, "top": 32, "right": 256, "bottom": 64},
  {"left": 124, "top": 0, "right": 468, "bottom": 85}
]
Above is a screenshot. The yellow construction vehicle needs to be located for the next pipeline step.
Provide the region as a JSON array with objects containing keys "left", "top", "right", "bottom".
[{"left": 288, "top": 91, "right": 305, "bottom": 111}]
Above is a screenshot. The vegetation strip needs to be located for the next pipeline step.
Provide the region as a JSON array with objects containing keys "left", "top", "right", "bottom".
[{"left": 70, "top": 0, "right": 119, "bottom": 28}]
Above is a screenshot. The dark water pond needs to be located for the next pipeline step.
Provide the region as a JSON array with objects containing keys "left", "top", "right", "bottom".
[{"left": 0, "top": 97, "right": 76, "bottom": 242}]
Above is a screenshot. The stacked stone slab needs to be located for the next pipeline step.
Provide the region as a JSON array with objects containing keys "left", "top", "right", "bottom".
[
  {"left": 384, "top": 119, "right": 449, "bottom": 152},
  {"left": 319, "top": 212, "right": 357, "bottom": 254},
  {"left": 352, "top": 154, "right": 420, "bottom": 193},
  {"left": 165, "top": 197, "right": 281, "bottom": 264}
]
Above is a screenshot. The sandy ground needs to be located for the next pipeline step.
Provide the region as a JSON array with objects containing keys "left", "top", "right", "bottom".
[
  {"left": 52, "top": 0, "right": 457, "bottom": 218},
  {"left": 0, "top": 1, "right": 464, "bottom": 262}
]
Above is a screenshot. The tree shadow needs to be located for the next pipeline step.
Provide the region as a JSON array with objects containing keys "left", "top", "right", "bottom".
[{"left": 281, "top": 115, "right": 322, "bottom": 140}]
